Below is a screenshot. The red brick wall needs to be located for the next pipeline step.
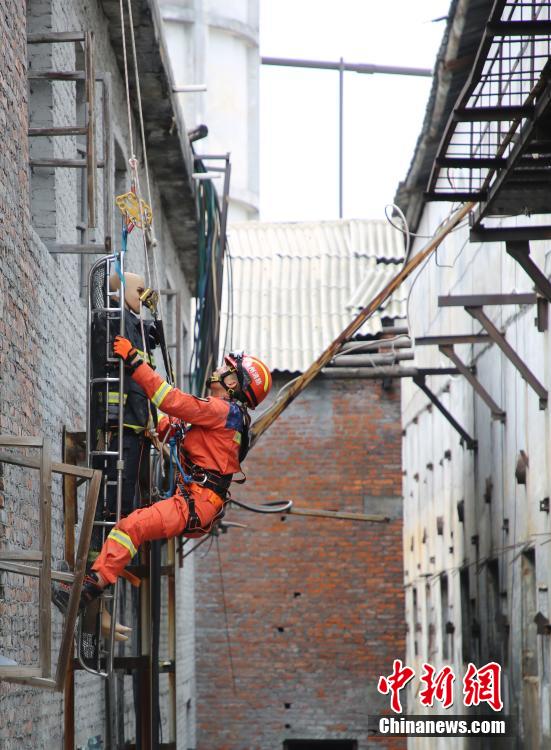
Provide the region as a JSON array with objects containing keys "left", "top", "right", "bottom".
[{"left": 195, "top": 375, "right": 406, "bottom": 749}]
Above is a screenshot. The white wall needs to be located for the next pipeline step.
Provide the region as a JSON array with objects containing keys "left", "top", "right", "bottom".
[{"left": 402, "top": 203, "right": 551, "bottom": 747}]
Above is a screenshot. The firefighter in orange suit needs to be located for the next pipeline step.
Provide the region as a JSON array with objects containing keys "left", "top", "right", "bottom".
[{"left": 78, "top": 336, "right": 272, "bottom": 606}]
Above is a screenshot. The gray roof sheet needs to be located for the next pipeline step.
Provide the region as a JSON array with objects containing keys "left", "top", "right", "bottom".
[{"left": 220, "top": 219, "right": 407, "bottom": 373}]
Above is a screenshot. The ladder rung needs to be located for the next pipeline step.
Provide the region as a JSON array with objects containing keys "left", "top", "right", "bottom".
[
  {"left": 90, "top": 450, "right": 120, "bottom": 457},
  {"left": 91, "top": 307, "right": 122, "bottom": 314},
  {"left": 93, "top": 520, "right": 116, "bottom": 527},
  {"left": 90, "top": 377, "right": 120, "bottom": 384},
  {"left": 28, "top": 70, "right": 106, "bottom": 82},
  {"left": 48, "top": 243, "right": 108, "bottom": 255},
  {"left": 28, "top": 126, "right": 87, "bottom": 136},
  {"left": 27, "top": 32, "right": 86, "bottom": 43},
  {"left": 28, "top": 70, "right": 85, "bottom": 81},
  {"left": 30, "top": 158, "right": 105, "bottom": 168}
]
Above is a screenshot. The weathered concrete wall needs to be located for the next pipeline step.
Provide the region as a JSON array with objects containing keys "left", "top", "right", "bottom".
[
  {"left": 402, "top": 202, "right": 551, "bottom": 747},
  {"left": 195, "top": 374, "right": 406, "bottom": 750},
  {"left": 1, "top": 0, "right": 196, "bottom": 746}
]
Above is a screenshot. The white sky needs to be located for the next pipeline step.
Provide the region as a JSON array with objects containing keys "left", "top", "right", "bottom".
[{"left": 259, "top": 0, "right": 451, "bottom": 222}]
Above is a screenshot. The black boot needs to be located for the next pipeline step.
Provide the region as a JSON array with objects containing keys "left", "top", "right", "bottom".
[{"left": 52, "top": 567, "right": 104, "bottom": 615}]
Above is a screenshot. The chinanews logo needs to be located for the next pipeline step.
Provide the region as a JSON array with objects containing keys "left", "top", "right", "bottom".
[{"left": 371, "top": 660, "right": 512, "bottom": 738}]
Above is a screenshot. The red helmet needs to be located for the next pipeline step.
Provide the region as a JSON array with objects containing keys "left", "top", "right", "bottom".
[{"left": 224, "top": 351, "right": 272, "bottom": 409}]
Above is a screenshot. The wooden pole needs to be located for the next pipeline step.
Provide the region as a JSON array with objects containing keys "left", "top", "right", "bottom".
[{"left": 249, "top": 202, "right": 475, "bottom": 448}]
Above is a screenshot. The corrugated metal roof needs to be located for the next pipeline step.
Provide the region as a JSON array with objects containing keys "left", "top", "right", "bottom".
[{"left": 220, "top": 219, "right": 407, "bottom": 373}]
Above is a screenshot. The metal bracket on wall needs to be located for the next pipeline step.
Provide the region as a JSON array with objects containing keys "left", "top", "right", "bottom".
[
  {"left": 439, "top": 345, "right": 506, "bottom": 422},
  {"left": 414, "top": 334, "right": 506, "bottom": 422},
  {"left": 412, "top": 375, "right": 477, "bottom": 451},
  {"left": 438, "top": 294, "right": 548, "bottom": 409},
  {"left": 506, "top": 241, "right": 551, "bottom": 305}
]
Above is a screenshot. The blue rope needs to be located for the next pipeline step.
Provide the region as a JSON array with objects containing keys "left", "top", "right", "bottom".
[
  {"left": 114, "top": 225, "right": 128, "bottom": 286},
  {"left": 163, "top": 434, "right": 193, "bottom": 497}
]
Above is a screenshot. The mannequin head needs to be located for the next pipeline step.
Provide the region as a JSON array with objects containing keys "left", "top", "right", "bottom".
[{"left": 109, "top": 272, "right": 145, "bottom": 314}]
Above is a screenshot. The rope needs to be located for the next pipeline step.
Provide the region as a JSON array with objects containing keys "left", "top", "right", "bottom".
[
  {"left": 125, "top": 0, "right": 164, "bottom": 321},
  {"left": 119, "top": 0, "right": 134, "bottom": 159},
  {"left": 216, "top": 536, "right": 237, "bottom": 695}
]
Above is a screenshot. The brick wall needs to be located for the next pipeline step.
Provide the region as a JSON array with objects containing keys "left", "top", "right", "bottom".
[
  {"left": 195, "top": 375, "right": 406, "bottom": 750},
  {"left": 0, "top": 1, "right": 195, "bottom": 746}
]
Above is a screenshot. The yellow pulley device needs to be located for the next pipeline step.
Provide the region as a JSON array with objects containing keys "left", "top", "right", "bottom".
[
  {"left": 115, "top": 191, "right": 153, "bottom": 229},
  {"left": 139, "top": 288, "right": 159, "bottom": 314}
]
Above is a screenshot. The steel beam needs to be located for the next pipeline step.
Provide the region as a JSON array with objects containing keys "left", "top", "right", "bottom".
[
  {"left": 439, "top": 293, "right": 537, "bottom": 307},
  {"left": 439, "top": 345, "right": 505, "bottom": 421},
  {"left": 466, "top": 306, "right": 547, "bottom": 408},
  {"left": 436, "top": 157, "right": 506, "bottom": 169},
  {"left": 415, "top": 334, "right": 491, "bottom": 346},
  {"left": 425, "top": 191, "right": 485, "bottom": 202},
  {"left": 487, "top": 20, "right": 551, "bottom": 36},
  {"left": 505, "top": 241, "right": 551, "bottom": 302},
  {"left": 453, "top": 105, "right": 534, "bottom": 122},
  {"left": 413, "top": 375, "right": 477, "bottom": 450},
  {"left": 470, "top": 226, "right": 551, "bottom": 243},
  {"left": 261, "top": 56, "right": 432, "bottom": 77},
  {"left": 321, "top": 367, "right": 460, "bottom": 379}
]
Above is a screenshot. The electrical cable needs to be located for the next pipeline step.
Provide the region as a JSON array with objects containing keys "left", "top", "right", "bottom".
[{"left": 229, "top": 498, "right": 294, "bottom": 514}]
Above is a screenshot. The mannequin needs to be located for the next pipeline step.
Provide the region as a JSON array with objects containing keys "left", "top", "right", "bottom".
[
  {"left": 90, "top": 271, "right": 159, "bottom": 546},
  {"left": 90, "top": 271, "right": 158, "bottom": 640}
]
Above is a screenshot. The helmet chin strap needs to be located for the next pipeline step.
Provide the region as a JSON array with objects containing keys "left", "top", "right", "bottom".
[{"left": 207, "top": 369, "right": 245, "bottom": 403}]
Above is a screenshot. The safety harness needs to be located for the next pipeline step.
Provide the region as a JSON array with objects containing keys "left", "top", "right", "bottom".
[{"left": 164, "top": 398, "right": 250, "bottom": 533}]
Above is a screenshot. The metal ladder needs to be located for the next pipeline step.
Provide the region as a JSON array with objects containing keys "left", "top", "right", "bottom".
[{"left": 79, "top": 253, "right": 126, "bottom": 677}]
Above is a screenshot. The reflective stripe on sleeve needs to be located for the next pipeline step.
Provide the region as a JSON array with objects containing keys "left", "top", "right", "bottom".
[
  {"left": 108, "top": 529, "right": 137, "bottom": 558},
  {"left": 151, "top": 380, "right": 173, "bottom": 408}
]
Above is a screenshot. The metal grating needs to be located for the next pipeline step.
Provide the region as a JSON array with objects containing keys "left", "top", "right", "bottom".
[{"left": 427, "top": 0, "right": 551, "bottom": 216}]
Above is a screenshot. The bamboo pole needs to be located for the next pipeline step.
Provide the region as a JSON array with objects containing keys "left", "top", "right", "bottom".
[{"left": 249, "top": 202, "right": 475, "bottom": 448}]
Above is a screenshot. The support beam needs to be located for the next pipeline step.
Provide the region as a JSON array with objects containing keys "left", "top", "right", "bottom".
[
  {"left": 425, "top": 191, "right": 485, "bottom": 202},
  {"left": 413, "top": 375, "right": 477, "bottom": 450},
  {"left": 439, "top": 293, "right": 537, "bottom": 307},
  {"left": 470, "top": 226, "right": 551, "bottom": 243},
  {"left": 439, "top": 345, "right": 505, "bottom": 422},
  {"left": 453, "top": 105, "right": 534, "bottom": 122},
  {"left": 466, "top": 306, "right": 547, "bottom": 409},
  {"left": 321, "top": 367, "right": 460, "bottom": 379},
  {"left": 506, "top": 241, "right": 551, "bottom": 302},
  {"left": 487, "top": 20, "right": 551, "bottom": 36},
  {"left": 415, "top": 334, "right": 491, "bottom": 346},
  {"left": 436, "top": 157, "right": 505, "bottom": 169}
]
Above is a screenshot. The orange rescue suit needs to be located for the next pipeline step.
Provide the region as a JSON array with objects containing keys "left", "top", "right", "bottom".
[{"left": 93, "top": 362, "right": 245, "bottom": 584}]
